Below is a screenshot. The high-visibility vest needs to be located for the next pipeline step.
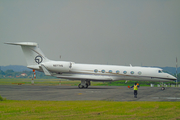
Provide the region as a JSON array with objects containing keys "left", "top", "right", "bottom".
[{"left": 134, "top": 85, "right": 138, "bottom": 90}]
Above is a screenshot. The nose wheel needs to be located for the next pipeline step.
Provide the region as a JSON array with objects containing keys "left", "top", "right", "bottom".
[
  {"left": 160, "top": 82, "right": 166, "bottom": 90},
  {"left": 161, "top": 87, "right": 165, "bottom": 90}
]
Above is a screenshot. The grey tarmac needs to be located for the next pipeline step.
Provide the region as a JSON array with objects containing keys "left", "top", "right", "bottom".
[{"left": 0, "top": 85, "right": 180, "bottom": 101}]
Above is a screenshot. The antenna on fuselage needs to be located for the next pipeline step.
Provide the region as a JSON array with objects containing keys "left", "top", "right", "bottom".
[{"left": 60, "top": 55, "right": 61, "bottom": 59}]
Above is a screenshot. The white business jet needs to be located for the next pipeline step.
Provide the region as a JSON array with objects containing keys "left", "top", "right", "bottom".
[{"left": 5, "top": 42, "right": 176, "bottom": 89}]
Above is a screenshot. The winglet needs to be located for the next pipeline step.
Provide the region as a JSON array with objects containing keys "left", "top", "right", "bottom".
[{"left": 41, "top": 64, "right": 51, "bottom": 76}]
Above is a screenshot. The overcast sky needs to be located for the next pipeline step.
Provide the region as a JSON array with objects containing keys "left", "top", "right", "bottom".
[{"left": 0, "top": 0, "right": 180, "bottom": 67}]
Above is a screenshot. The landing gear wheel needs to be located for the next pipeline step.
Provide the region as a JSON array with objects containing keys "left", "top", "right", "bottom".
[
  {"left": 78, "top": 84, "right": 83, "bottom": 89},
  {"left": 161, "top": 87, "right": 165, "bottom": 90},
  {"left": 85, "top": 83, "right": 88, "bottom": 88}
]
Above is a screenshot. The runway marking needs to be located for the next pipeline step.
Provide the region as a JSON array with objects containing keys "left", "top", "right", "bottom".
[
  {"left": 78, "top": 93, "right": 82, "bottom": 95},
  {"left": 86, "top": 91, "right": 101, "bottom": 93}
]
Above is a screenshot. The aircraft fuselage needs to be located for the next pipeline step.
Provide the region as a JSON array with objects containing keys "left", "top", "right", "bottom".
[{"left": 40, "top": 61, "right": 176, "bottom": 82}]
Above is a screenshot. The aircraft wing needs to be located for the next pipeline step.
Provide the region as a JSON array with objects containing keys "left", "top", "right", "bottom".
[{"left": 40, "top": 64, "right": 52, "bottom": 76}]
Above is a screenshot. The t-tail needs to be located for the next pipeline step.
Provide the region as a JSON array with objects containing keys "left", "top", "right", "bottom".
[{"left": 5, "top": 42, "right": 50, "bottom": 70}]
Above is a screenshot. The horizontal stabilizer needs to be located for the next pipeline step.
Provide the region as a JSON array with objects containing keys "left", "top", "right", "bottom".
[
  {"left": 41, "top": 64, "right": 51, "bottom": 76},
  {"left": 5, "top": 42, "right": 38, "bottom": 46}
]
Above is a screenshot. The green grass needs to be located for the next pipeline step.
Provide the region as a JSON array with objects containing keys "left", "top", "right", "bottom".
[
  {"left": 0, "top": 79, "right": 180, "bottom": 119},
  {"left": 0, "top": 100, "right": 180, "bottom": 120}
]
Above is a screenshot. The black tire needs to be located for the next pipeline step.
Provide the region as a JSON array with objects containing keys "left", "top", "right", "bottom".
[
  {"left": 78, "top": 84, "right": 83, "bottom": 89},
  {"left": 85, "top": 83, "right": 88, "bottom": 88}
]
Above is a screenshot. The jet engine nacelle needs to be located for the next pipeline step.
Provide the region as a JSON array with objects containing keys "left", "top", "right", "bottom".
[{"left": 43, "top": 61, "right": 71, "bottom": 73}]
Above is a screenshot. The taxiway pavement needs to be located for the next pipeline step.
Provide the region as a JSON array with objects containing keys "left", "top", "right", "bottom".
[{"left": 0, "top": 85, "right": 180, "bottom": 101}]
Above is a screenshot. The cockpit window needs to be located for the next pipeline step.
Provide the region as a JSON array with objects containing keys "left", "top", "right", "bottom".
[{"left": 158, "top": 70, "right": 163, "bottom": 73}]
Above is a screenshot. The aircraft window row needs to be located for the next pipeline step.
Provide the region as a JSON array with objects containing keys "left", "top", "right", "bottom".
[{"left": 94, "top": 69, "right": 142, "bottom": 75}]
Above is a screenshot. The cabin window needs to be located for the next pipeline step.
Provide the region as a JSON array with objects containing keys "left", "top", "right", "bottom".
[
  {"left": 130, "top": 71, "right": 134, "bottom": 74},
  {"left": 138, "top": 71, "right": 142, "bottom": 75},
  {"left": 94, "top": 69, "right": 98, "bottom": 73},
  {"left": 101, "top": 69, "right": 105, "bottom": 73},
  {"left": 116, "top": 70, "right": 120, "bottom": 74},
  {"left": 109, "top": 70, "right": 112, "bottom": 73},
  {"left": 123, "top": 71, "right": 127, "bottom": 74}
]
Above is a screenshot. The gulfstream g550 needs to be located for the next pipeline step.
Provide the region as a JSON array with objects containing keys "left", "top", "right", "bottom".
[{"left": 5, "top": 42, "right": 176, "bottom": 89}]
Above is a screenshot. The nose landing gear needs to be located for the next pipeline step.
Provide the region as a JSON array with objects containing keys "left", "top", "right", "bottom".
[
  {"left": 161, "top": 87, "right": 165, "bottom": 90},
  {"left": 160, "top": 82, "right": 165, "bottom": 90}
]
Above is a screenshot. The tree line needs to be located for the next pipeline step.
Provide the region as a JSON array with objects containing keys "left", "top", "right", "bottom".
[{"left": 0, "top": 70, "right": 55, "bottom": 79}]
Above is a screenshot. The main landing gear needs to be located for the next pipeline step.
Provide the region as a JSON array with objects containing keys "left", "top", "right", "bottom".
[
  {"left": 78, "top": 80, "right": 91, "bottom": 89},
  {"left": 78, "top": 83, "right": 88, "bottom": 89}
]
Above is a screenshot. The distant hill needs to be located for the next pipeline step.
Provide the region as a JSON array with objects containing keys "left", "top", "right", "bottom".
[
  {"left": 159, "top": 67, "right": 180, "bottom": 75},
  {"left": 0, "top": 65, "right": 31, "bottom": 72},
  {"left": 0, "top": 65, "right": 180, "bottom": 74},
  {"left": 148, "top": 66, "right": 180, "bottom": 75}
]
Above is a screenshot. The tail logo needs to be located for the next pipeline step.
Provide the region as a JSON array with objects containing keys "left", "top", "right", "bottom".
[{"left": 35, "top": 55, "right": 43, "bottom": 64}]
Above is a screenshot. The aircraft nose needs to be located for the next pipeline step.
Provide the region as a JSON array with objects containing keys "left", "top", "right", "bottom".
[{"left": 168, "top": 75, "right": 177, "bottom": 80}]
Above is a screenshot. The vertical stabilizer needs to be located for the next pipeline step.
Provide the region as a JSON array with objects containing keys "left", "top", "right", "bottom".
[{"left": 5, "top": 42, "right": 50, "bottom": 69}]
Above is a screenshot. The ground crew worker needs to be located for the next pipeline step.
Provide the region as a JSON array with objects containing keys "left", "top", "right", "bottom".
[{"left": 130, "top": 83, "right": 140, "bottom": 98}]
